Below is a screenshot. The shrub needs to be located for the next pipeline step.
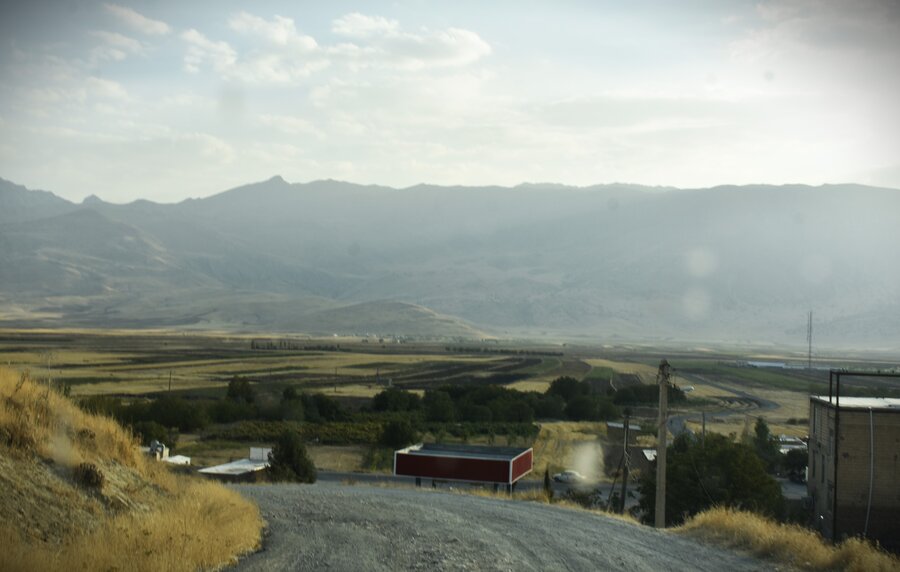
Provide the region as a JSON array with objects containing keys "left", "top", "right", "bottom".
[
  {"left": 268, "top": 430, "right": 317, "bottom": 483},
  {"left": 380, "top": 420, "right": 418, "bottom": 449},
  {"left": 424, "top": 390, "right": 455, "bottom": 422},
  {"left": 226, "top": 378, "right": 255, "bottom": 404},
  {"left": 547, "top": 376, "right": 590, "bottom": 402},
  {"left": 373, "top": 388, "right": 422, "bottom": 412},
  {"left": 73, "top": 463, "right": 104, "bottom": 489},
  {"left": 565, "top": 395, "right": 619, "bottom": 421},
  {"left": 639, "top": 433, "right": 783, "bottom": 526},
  {"left": 131, "top": 421, "right": 178, "bottom": 449}
]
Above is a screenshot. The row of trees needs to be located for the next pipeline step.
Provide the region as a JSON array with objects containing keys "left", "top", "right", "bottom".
[{"left": 372, "top": 375, "right": 634, "bottom": 425}]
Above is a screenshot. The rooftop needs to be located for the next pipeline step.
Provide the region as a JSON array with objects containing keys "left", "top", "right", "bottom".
[
  {"left": 198, "top": 458, "right": 269, "bottom": 476},
  {"left": 397, "top": 443, "right": 531, "bottom": 461},
  {"left": 810, "top": 396, "right": 900, "bottom": 411}
]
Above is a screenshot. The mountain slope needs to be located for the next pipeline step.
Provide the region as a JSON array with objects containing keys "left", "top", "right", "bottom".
[{"left": 1, "top": 177, "right": 898, "bottom": 346}]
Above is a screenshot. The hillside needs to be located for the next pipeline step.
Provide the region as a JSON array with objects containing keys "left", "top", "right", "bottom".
[
  {"left": 0, "top": 367, "right": 262, "bottom": 571},
  {"left": 1, "top": 176, "right": 899, "bottom": 348}
]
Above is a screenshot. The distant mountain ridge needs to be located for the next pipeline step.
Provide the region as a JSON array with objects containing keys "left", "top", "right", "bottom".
[{"left": 1, "top": 176, "right": 898, "bottom": 349}]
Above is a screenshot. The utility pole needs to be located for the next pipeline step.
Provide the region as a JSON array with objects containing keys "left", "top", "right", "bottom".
[
  {"left": 701, "top": 411, "right": 706, "bottom": 447},
  {"left": 619, "top": 414, "right": 630, "bottom": 514},
  {"left": 807, "top": 310, "right": 813, "bottom": 370},
  {"left": 655, "top": 359, "right": 672, "bottom": 529},
  {"left": 168, "top": 370, "right": 172, "bottom": 393}
]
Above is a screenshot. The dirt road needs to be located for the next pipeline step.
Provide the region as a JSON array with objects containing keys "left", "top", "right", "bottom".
[{"left": 232, "top": 483, "right": 768, "bottom": 571}]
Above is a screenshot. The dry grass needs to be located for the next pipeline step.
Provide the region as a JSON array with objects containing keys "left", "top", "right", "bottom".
[
  {"left": 307, "top": 444, "right": 368, "bottom": 472},
  {"left": 343, "top": 479, "right": 639, "bottom": 524},
  {"left": 308, "top": 383, "right": 425, "bottom": 399},
  {"left": 0, "top": 367, "right": 262, "bottom": 572},
  {"left": 678, "top": 507, "right": 900, "bottom": 572}
]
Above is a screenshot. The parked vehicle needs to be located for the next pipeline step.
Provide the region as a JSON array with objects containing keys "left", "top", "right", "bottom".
[{"left": 552, "top": 470, "right": 586, "bottom": 484}]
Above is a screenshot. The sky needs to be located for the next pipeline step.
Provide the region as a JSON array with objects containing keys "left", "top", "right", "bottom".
[{"left": 1, "top": 0, "right": 899, "bottom": 203}]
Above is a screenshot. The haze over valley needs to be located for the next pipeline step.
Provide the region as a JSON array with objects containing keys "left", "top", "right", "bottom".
[{"left": 2, "top": 176, "right": 898, "bottom": 349}]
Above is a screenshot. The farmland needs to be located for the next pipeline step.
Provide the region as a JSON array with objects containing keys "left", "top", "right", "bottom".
[{"left": 1, "top": 329, "right": 896, "bottom": 476}]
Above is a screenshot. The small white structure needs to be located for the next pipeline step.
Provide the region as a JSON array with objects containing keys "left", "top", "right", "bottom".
[
  {"left": 198, "top": 447, "right": 272, "bottom": 481},
  {"left": 163, "top": 455, "right": 191, "bottom": 466},
  {"left": 139, "top": 440, "right": 170, "bottom": 461}
]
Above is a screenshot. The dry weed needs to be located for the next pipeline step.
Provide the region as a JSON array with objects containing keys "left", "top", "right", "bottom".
[
  {"left": 678, "top": 507, "right": 899, "bottom": 572},
  {"left": 0, "top": 367, "right": 262, "bottom": 572}
]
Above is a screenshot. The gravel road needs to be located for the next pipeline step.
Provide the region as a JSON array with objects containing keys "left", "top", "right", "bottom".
[{"left": 232, "top": 483, "right": 770, "bottom": 572}]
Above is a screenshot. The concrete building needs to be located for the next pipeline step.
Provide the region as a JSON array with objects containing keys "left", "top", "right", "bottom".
[{"left": 807, "top": 396, "right": 900, "bottom": 550}]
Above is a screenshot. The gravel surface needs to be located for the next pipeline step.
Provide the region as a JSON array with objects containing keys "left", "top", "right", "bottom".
[{"left": 232, "top": 483, "right": 770, "bottom": 572}]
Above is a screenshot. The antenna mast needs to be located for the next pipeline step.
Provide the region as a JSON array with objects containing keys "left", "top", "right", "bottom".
[{"left": 807, "top": 310, "right": 813, "bottom": 371}]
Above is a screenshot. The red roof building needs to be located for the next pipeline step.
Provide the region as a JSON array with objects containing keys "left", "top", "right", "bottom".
[{"left": 394, "top": 443, "right": 533, "bottom": 488}]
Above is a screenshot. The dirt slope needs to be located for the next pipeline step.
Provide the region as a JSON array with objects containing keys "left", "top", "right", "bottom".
[{"left": 234, "top": 483, "right": 770, "bottom": 572}]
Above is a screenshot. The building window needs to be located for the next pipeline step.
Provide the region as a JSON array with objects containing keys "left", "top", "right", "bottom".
[{"left": 821, "top": 454, "right": 826, "bottom": 483}]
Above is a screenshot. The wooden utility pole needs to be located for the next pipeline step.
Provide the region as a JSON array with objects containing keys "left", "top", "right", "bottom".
[
  {"left": 701, "top": 411, "right": 706, "bottom": 446},
  {"left": 655, "top": 359, "right": 672, "bottom": 529},
  {"left": 619, "top": 415, "right": 630, "bottom": 514}
]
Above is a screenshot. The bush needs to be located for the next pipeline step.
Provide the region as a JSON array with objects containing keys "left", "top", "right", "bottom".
[
  {"left": 565, "top": 395, "right": 619, "bottom": 421},
  {"left": 208, "top": 399, "right": 257, "bottom": 423},
  {"left": 547, "top": 376, "right": 590, "bottom": 402},
  {"left": 226, "top": 378, "right": 255, "bottom": 404},
  {"left": 267, "top": 430, "right": 317, "bottom": 483},
  {"left": 612, "top": 384, "right": 686, "bottom": 405},
  {"left": 380, "top": 420, "right": 418, "bottom": 449},
  {"left": 424, "top": 390, "right": 455, "bottom": 422},
  {"left": 73, "top": 463, "right": 104, "bottom": 489},
  {"left": 302, "top": 393, "right": 346, "bottom": 422},
  {"left": 373, "top": 388, "right": 422, "bottom": 412},
  {"left": 639, "top": 433, "right": 783, "bottom": 526},
  {"left": 131, "top": 421, "right": 178, "bottom": 449}
]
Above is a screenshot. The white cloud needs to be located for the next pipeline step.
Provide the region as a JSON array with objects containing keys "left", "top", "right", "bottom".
[
  {"left": 104, "top": 4, "right": 171, "bottom": 36},
  {"left": 330, "top": 13, "right": 491, "bottom": 70},
  {"left": 229, "top": 12, "right": 317, "bottom": 49},
  {"left": 85, "top": 77, "right": 128, "bottom": 99},
  {"left": 179, "top": 12, "right": 490, "bottom": 83},
  {"left": 89, "top": 30, "right": 143, "bottom": 63},
  {"left": 181, "top": 29, "right": 237, "bottom": 73},
  {"left": 332, "top": 13, "right": 399, "bottom": 37},
  {"left": 182, "top": 19, "right": 326, "bottom": 82},
  {"left": 258, "top": 113, "right": 323, "bottom": 137}
]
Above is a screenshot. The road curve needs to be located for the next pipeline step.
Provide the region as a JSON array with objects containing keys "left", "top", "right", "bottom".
[{"left": 232, "top": 482, "right": 768, "bottom": 572}]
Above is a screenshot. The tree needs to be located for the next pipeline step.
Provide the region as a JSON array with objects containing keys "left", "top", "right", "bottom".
[
  {"left": 268, "top": 430, "right": 317, "bottom": 483},
  {"left": 564, "top": 395, "right": 619, "bottom": 421},
  {"left": 131, "top": 420, "right": 178, "bottom": 450},
  {"left": 753, "top": 417, "right": 781, "bottom": 473},
  {"left": 424, "top": 390, "right": 455, "bottom": 422},
  {"left": 227, "top": 377, "right": 255, "bottom": 404},
  {"left": 547, "top": 376, "right": 589, "bottom": 402},
  {"left": 638, "top": 433, "right": 783, "bottom": 526},
  {"left": 301, "top": 393, "right": 345, "bottom": 422},
  {"left": 534, "top": 395, "right": 566, "bottom": 419},
  {"left": 380, "top": 420, "right": 418, "bottom": 449},
  {"left": 373, "top": 388, "right": 422, "bottom": 412}
]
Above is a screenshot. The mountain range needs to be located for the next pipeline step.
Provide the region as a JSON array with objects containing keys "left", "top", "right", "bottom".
[{"left": 2, "top": 176, "right": 899, "bottom": 349}]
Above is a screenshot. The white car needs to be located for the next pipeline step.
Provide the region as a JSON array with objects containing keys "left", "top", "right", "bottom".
[{"left": 552, "top": 470, "right": 586, "bottom": 484}]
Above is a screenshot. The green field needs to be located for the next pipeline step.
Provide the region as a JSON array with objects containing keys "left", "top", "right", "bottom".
[{"left": 3, "top": 329, "right": 896, "bottom": 471}]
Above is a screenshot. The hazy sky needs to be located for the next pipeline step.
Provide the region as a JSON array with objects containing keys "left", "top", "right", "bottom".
[{"left": 1, "top": 1, "right": 899, "bottom": 202}]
